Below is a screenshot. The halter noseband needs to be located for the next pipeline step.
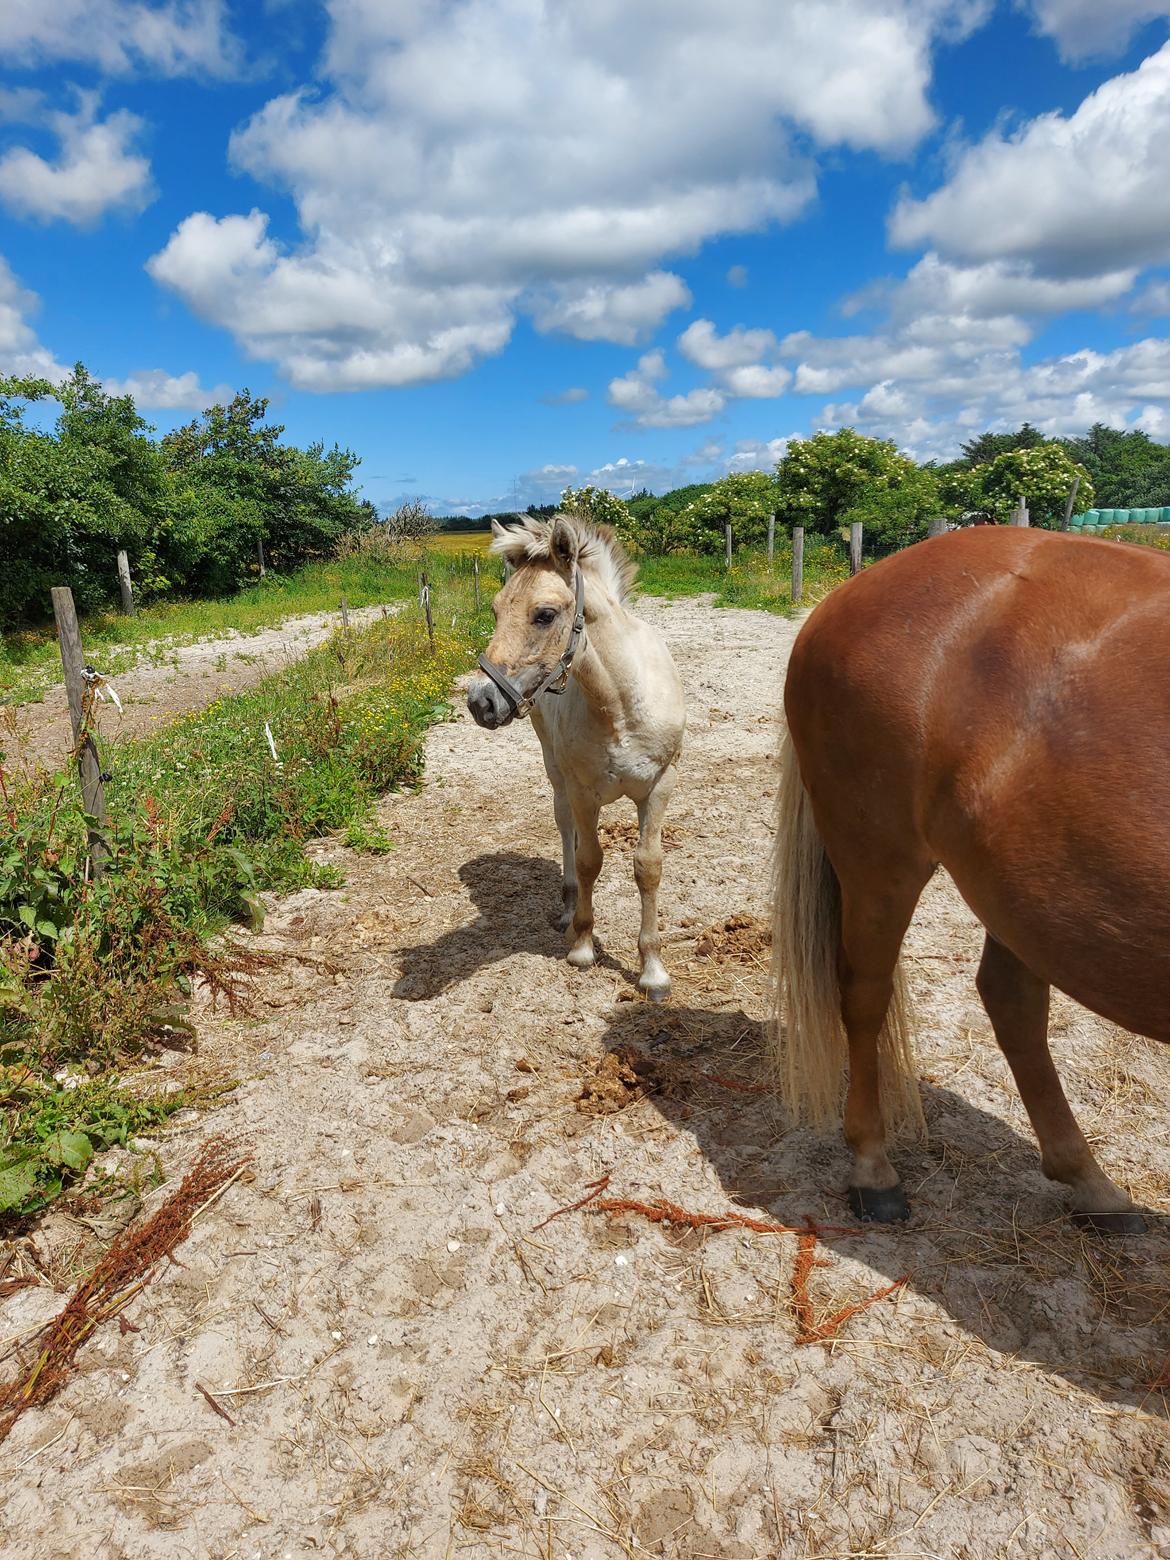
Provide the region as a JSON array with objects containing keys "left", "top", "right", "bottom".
[{"left": 477, "top": 565, "right": 586, "bottom": 721}]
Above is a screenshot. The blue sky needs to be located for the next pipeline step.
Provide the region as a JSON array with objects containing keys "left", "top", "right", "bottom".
[{"left": 2, "top": 1, "right": 1170, "bottom": 516}]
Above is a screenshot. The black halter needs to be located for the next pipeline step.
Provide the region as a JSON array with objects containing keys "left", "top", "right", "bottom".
[{"left": 477, "top": 565, "right": 586, "bottom": 720}]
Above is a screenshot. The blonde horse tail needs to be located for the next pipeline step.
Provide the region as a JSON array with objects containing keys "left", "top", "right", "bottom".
[{"left": 770, "top": 728, "right": 922, "bottom": 1133}]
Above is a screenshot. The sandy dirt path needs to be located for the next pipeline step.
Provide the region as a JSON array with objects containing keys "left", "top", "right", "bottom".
[
  {"left": 4, "top": 595, "right": 1170, "bottom": 1558},
  {"left": 9, "top": 602, "right": 396, "bottom": 771}
]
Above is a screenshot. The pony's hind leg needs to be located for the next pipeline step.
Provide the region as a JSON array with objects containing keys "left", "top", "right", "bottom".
[
  {"left": 976, "top": 934, "right": 1144, "bottom": 1233},
  {"left": 566, "top": 791, "right": 602, "bottom": 970},
  {"left": 634, "top": 766, "right": 677, "bottom": 1002},
  {"left": 838, "top": 875, "right": 929, "bottom": 1222}
]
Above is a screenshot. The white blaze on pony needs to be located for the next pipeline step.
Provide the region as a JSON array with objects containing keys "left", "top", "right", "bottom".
[{"left": 466, "top": 514, "right": 686, "bottom": 1000}]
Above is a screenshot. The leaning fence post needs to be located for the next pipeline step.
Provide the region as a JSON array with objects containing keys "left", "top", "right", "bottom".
[
  {"left": 473, "top": 554, "right": 481, "bottom": 612},
  {"left": 849, "top": 522, "right": 863, "bottom": 576},
  {"left": 791, "top": 526, "right": 804, "bottom": 604},
  {"left": 1061, "top": 476, "right": 1081, "bottom": 533},
  {"left": 724, "top": 523, "right": 732, "bottom": 570},
  {"left": 116, "top": 550, "right": 135, "bottom": 617},
  {"left": 257, "top": 537, "right": 267, "bottom": 578},
  {"left": 51, "top": 585, "right": 108, "bottom": 876},
  {"left": 420, "top": 571, "right": 434, "bottom": 651},
  {"left": 767, "top": 511, "right": 776, "bottom": 567}
]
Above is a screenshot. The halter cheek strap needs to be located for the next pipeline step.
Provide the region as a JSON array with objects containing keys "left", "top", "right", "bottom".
[{"left": 478, "top": 565, "right": 586, "bottom": 721}]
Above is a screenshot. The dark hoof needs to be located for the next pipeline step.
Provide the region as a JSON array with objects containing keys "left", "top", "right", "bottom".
[
  {"left": 849, "top": 1184, "right": 910, "bottom": 1223},
  {"left": 1071, "top": 1208, "right": 1148, "bottom": 1235}
]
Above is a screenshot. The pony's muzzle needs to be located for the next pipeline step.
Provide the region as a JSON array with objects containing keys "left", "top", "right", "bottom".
[{"left": 467, "top": 675, "right": 514, "bottom": 730}]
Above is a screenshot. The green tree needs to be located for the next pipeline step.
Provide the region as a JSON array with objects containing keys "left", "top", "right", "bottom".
[
  {"left": 1059, "top": 424, "right": 1170, "bottom": 509},
  {"left": 559, "top": 484, "right": 639, "bottom": 550},
  {"left": 840, "top": 464, "right": 942, "bottom": 555},
  {"left": 974, "top": 444, "right": 1095, "bottom": 528},
  {"left": 959, "top": 422, "right": 1045, "bottom": 466},
  {"left": 776, "top": 429, "right": 919, "bottom": 535},
  {"left": 684, "top": 470, "right": 779, "bottom": 552}
]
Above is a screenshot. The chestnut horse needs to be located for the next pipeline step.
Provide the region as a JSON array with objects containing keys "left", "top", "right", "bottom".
[
  {"left": 772, "top": 525, "right": 1170, "bottom": 1231},
  {"left": 467, "top": 515, "right": 685, "bottom": 999}
]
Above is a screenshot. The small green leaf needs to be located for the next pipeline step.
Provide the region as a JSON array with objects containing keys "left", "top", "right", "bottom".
[
  {"left": 42, "top": 1131, "right": 94, "bottom": 1173},
  {"left": 0, "top": 1159, "right": 38, "bottom": 1212}
]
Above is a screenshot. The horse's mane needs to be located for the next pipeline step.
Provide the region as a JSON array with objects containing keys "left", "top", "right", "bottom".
[{"left": 489, "top": 514, "right": 637, "bottom": 603}]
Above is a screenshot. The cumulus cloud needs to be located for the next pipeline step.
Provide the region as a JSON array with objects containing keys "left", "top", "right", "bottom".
[
  {"left": 677, "top": 318, "right": 792, "bottom": 399},
  {"left": 101, "top": 368, "right": 234, "bottom": 409},
  {"left": 1018, "top": 0, "right": 1170, "bottom": 60},
  {"left": 0, "top": 98, "right": 154, "bottom": 226},
  {"left": 0, "top": 0, "right": 243, "bottom": 77},
  {"left": 0, "top": 254, "right": 69, "bottom": 381},
  {"left": 607, "top": 350, "right": 727, "bottom": 429},
  {"left": 529, "top": 273, "right": 691, "bottom": 345},
  {"left": 847, "top": 252, "right": 1138, "bottom": 321},
  {"left": 890, "top": 43, "right": 1170, "bottom": 277},
  {"left": 150, "top": 0, "right": 982, "bottom": 391}
]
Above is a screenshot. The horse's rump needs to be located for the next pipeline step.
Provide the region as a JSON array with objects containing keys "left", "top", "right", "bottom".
[{"left": 782, "top": 526, "right": 1170, "bottom": 1043}]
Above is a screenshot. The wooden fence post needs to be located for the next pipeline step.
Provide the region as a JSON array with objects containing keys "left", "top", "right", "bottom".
[
  {"left": 51, "top": 586, "right": 108, "bottom": 876},
  {"left": 724, "top": 523, "right": 732, "bottom": 570},
  {"left": 473, "top": 555, "right": 481, "bottom": 612},
  {"left": 766, "top": 511, "right": 775, "bottom": 567},
  {"left": 1061, "top": 476, "right": 1081, "bottom": 532},
  {"left": 791, "top": 526, "right": 804, "bottom": 605},
  {"left": 1013, "top": 500, "right": 1030, "bottom": 527},
  {"left": 116, "top": 550, "right": 135, "bottom": 617},
  {"left": 420, "top": 572, "right": 434, "bottom": 651},
  {"left": 927, "top": 517, "right": 947, "bottom": 539},
  {"left": 849, "top": 522, "right": 863, "bottom": 576},
  {"left": 258, "top": 537, "right": 267, "bottom": 579}
]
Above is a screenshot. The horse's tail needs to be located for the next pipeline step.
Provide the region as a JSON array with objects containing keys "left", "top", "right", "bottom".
[{"left": 770, "top": 728, "right": 922, "bottom": 1131}]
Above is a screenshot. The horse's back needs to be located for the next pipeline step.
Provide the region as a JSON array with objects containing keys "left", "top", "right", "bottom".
[{"left": 785, "top": 527, "right": 1170, "bottom": 1040}]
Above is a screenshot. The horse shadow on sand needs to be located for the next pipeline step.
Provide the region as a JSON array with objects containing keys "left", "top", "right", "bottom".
[
  {"left": 392, "top": 851, "right": 635, "bottom": 1002},
  {"left": 593, "top": 998, "right": 1170, "bottom": 1419}
]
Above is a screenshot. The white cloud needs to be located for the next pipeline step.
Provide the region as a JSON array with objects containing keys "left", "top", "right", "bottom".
[
  {"left": 0, "top": 0, "right": 242, "bottom": 77},
  {"left": 727, "top": 436, "right": 794, "bottom": 471},
  {"left": 0, "top": 98, "right": 153, "bottom": 226},
  {"left": 0, "top": 255, "right": 69, "bottom": 382},
  {"left": 848, "top": 253, "right": 1138, "bottom": 320},
  {"left": 726, "top": 264, "right": 749, "bottom": 288},
  {"left": 891, "top": 43, "right": 1170, "bottom": 277},
  {"left": 608, "top": 350, "right": 727, "bottom": 429},
  {"left": 678, "top": 319, "right": 779, "bottom": 372},
  {"left": 1018, "top": 0, "right": 1170, "bottom": 61},
  {"left": 541, "top": 387, "right": 589, "bottom": 406},
  {"left": 530, "top": 273, "right": 691, "bottom": 345},
  {"left": 151, "top": 0, "right": 982, "bottom": 391},
  {"left": 721, "top": 364, "right": 793, "bottom": 398},
  {"left": 101, "top": 368, "right": 233, "bottom": 410}
]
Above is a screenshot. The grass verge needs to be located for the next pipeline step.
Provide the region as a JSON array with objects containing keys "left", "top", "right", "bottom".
[
  {"left": 1, "top": 565, "right": 490, "bottom": 1219},
  {"left": 636, "top": 542, "right": 848, "bottom": 612}
]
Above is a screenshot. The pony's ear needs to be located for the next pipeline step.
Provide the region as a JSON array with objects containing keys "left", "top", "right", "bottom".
[{"left": 551, "top": 515, "right": 580, "bottom": 573}]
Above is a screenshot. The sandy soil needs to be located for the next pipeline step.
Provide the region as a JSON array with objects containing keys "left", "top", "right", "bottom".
[
  {"left": 4, "top": 594, "right": 1170, "bottom": 1559},
  {"left": 9, "top": 603, "right": 396, "bottom": 771}
]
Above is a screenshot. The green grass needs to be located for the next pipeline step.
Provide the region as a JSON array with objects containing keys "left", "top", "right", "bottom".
[
  {"left": 635, "top": 542, "right": 848, "bottom": 612},
  {"left": 1, "top": 568, "right": 491, "bottom": 1218},
  {"left": 0, "top": 547, "right": 505, "bottom": 708}
]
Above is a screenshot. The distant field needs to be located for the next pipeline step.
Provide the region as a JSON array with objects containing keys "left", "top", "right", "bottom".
[{"left": 425, "top": 529, "right": 493, "bottom": 554}]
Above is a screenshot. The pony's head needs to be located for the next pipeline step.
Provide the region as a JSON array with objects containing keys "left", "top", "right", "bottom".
[{"left": 466, "top": 513, "right": 633, "bottom": 729}]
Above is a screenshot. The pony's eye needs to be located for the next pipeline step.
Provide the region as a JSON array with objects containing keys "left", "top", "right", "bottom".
[{"left": 533, "top": 608, "right": 558, "bottom": 627}]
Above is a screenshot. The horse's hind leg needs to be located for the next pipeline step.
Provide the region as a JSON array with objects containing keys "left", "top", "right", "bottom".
[
  {"left": 838, "top": 872, "right": 930, "bottom": 1221},
  {"left": 634, "top": 765, "right": 677, "bottom": 1002},
  {"left": 976, "top": 934, "right": 1144, "bottom": 1233}
]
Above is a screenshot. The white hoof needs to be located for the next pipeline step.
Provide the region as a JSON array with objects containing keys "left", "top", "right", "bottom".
[
  {"left": 567, "top": 941, "right": 595, "bottom": 970},
  {"left": 638, "top": 958, "right": 670, "bottom": 1002}
]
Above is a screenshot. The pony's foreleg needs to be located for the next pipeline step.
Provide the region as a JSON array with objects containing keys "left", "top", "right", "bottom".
[
  {"left": 566, "top": 792, "right": 602, "bottom": 970},
  {"left": 976, "top": 935, "right": 1145, "bottom": 1233},
  {"left": 634, "top": 767, "right": 677, "bottom": 1001},
  {"left": 552, "top": 782, "right": 578, "bottom": 931}
]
